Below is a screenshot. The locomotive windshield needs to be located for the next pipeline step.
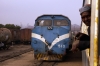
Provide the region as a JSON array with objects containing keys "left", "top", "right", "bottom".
[
  {"left": 37, "top": 20, "right": 52, "bottom": 26},
  {"left": 54, "top": 20, "right": 68, "bottom": 26}
]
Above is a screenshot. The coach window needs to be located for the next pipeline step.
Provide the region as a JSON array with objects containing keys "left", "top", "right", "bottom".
[
  {"left": 37, "top": 20, "right": 52, "bottom": 26},
  {"left": 54, "top": 20, "right": 68, "bottom": 26}
]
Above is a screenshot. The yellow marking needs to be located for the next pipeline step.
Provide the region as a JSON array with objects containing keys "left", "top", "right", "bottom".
[
  {"left": 59, "top": 54, "right": 61, "bottom": 58},
  {"left": 44, "top": 56, "right": 48, "bottom": 60},
  {"left": 38, "top": 56, "right": 40, "bottom": 60},
  {"left": 43, "top": 54, "right": 47, "bottom": 60},
  {"left": 40, "top": 53, "right": 42, "bottom": 58},
  {"left": 37, "top": 54, "right": 40, "bottom": 58},
  {"left": 94, "top": 38, "right": 99, "bottom": 66},
  {"left": 46, "top": 56, "right": 48, "bottom": 60},
  {"left": 43, "top": 57, "right": 46, "bottom": 60},
  {"left": 96, "top": 1, "right": 98, "bottom": 10},
  {"left": 58, "top": 54, "right": 61, "bottom": 59},
  {"left": 95, "top": 17, "right": 98, "bottom": 23},
  {"left": 96, "top": 5, "right": 98, "bottom": 10},
  {"left": 93, "top": 0, "right": 99, "bottom": 66},
  {"left": 36, "top": 54, "right": 63, "bottom": 60}
]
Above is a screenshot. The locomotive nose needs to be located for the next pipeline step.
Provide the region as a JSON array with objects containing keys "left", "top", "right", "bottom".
[{"left": 45, "top": 40, "right": 51, "bottom": 46}]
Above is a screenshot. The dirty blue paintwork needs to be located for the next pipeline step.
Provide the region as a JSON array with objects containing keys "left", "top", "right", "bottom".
[{"left": 31, "top": 15, "right": 71, "bottom": 56}]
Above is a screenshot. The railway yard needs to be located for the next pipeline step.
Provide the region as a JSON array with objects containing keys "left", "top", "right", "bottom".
[
  {"left": 0, "top": 27, "right": 83, "bottom": 66},
  {"left": 0, "top": 44, "right": 100, "bottom": 66},
  {"left": 0, "top": 44, "right": 83, "bottom": 66}
]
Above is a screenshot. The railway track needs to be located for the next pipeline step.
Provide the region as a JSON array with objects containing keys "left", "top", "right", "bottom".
[
  {"left": 0, "top": 44, "right": 32, "bottom": 62},
  {"left": 34, "top": 61, "right": 58, "bottom": 66},
  {"left": 0, "top": 51, "right": 82, "bottom": 66}
]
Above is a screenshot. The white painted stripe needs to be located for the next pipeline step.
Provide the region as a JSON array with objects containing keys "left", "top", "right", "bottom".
[
  {"left": 31, "top": 33, "right": 48, "bottom": 46},
  {"left": 32, "top": 33, "right": 69, "bottom": 50},
  {"left": 49, "top": 33, "right": 69, "bottom": 49}
]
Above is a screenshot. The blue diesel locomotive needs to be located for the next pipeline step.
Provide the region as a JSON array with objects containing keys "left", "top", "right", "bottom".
[{"left": 31, "top": 14, "right": 72, "bottom": 61}]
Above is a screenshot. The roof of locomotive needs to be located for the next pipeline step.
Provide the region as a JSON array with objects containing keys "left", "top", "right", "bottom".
[{"left": 35, "top": 14, "right": 71, "bottom": 22}]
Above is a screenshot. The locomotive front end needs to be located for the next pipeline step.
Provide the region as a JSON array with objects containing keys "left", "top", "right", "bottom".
[{"left": 31, "top": 15, "right": 71, "bottom": 61}]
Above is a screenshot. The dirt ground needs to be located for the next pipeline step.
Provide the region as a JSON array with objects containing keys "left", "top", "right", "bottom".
[
  {"left": 0, "top": 51, "right": 82, "bottom": 66},
  {"left": 0, "top": 44, "right": 33, "bottom": 62}
]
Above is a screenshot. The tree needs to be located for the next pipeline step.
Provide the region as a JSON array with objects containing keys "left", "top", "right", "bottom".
[
  {"left": 15, "top": 25, "right": 21, "bottom": 29},
  {"left": 1, "top": 24, "right": 21, "bottom": 29},
  {"left": 4, "top": 24, "right": 15, "bottom": 29},
  {"left": 0, "top": 24, "right": 4, "bottom": 28}
]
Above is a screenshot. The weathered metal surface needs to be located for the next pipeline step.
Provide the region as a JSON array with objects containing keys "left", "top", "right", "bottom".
[
  {"left": 0, "top": 28, "right": 12, "bottom": 43},
  {"left": 20, "top": 28, "right": 31, "bottom": 43},
  {"left": 35, "top": 53, "right": 63, "bottom": 61}
]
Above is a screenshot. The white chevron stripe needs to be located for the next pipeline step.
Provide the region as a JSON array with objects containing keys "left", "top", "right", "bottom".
[
  {"left": 31, "top": 33, "right": 48, "bottom": 46},
  {"left": 31, "top": 33, "right": 69, "bottom": 50},
  {"left": 49, "top": 33, "right": 69, "bottom": 49}
]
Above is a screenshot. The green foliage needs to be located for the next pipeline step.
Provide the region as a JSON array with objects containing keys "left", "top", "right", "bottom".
[
  {"left": 0, "top": 24, "right": 4, "bottom": 28},
  {"left": 15, "top": 25, "right": 21, "bottom": 29},
  {"left": 4, "top": 24, "right": 15, "bottom": 29},
  {"left": 0, "top": 24, "right": 21, "bottom": 29}
]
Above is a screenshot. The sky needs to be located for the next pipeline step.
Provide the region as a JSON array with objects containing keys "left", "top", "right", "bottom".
[{"left": 0, "top": 0, "right": 83, "bottom": 27}]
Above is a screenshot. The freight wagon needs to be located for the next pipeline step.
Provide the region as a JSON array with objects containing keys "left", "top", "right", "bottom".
[
  {"left": 20, "top": 28, "right": 32, "bottom": 44},
  {"left": 0, "top": 28, "right": 12, "bottom": 49},
  {"left": 10, "top": 29, "right": 21, "bottom": 44}
]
